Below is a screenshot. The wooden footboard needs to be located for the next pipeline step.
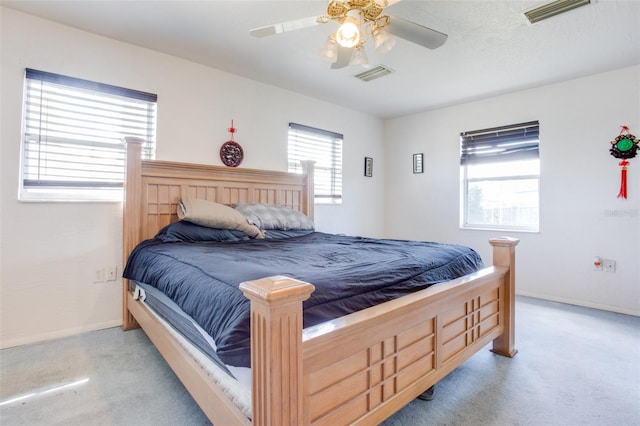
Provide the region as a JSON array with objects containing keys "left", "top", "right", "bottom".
[{"left": 240, "top": 238, "right": 518, "bottom": 426}]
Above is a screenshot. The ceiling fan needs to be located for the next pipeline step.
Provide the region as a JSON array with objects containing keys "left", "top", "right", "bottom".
[{"left": 250, "top": 0, "right": 448, "bottom": 69}]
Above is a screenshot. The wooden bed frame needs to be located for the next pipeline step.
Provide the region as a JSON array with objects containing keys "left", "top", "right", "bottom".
[{"left": 122, "top": 137, "right": 519, "bottom": 425}]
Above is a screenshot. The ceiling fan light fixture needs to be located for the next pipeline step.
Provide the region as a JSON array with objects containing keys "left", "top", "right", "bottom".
[
  {"left": 336, "top": 17, "right": 361, "bottom": 47},
  {"left": 349, "top": 45, "right": 369, "bottom": 66},
  {"left": 318, "top": 35, "right": 338, "bottom": 61},
  {"left": 373, "top": 28, "right": 395, "bottom": 54},
  {"left": 252, "top": 0, "right": 449, "bottom": 70},
  {"left": 335, "top": 9, "right": 363, "bottom": 48}
]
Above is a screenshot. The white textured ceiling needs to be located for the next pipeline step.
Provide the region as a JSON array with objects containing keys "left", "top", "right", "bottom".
[{"left": 2, "top": 0, "right": 639, "bottom": 118}]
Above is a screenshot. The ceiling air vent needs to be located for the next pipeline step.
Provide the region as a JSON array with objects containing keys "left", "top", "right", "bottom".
[
  {"left": 354, "top": 65, "right": 394, "bottom": 82},
  {"left": 525, "top": 0, "right": 591, "bottom": 23}
]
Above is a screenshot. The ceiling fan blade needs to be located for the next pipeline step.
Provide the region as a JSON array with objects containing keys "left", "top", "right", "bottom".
[
  {"left": 331, "top": 45, "right": 354, "bottom": 69},
  {"left": 385, "top": 15, "right": 448, "bottom": 49},
  {"left": 250, "top": 16, "right": 322, "bottom": 37}
]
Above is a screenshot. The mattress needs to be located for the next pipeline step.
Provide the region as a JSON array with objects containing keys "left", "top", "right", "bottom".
[
  {"left": 131, "top": 282, "right": 252, "bottom": 417},
  {"left": 131, "top": 281, "right": 251, "bottom": 381},
  {"left": 123, "top": 231, "right": 484, "bottom": 368}
]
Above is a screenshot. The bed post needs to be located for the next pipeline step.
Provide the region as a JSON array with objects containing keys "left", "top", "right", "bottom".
[
  {"left": 239, "top": 276, "right": 315, "bottom": 426},
  {"left": 489, "top": 237, "right": 520, "bottom": 357},
  {"left": 122, "top": 136, "right": 144, "bottom": 330},
  {"left": 300, "top": 160, "right": 314, "bottom": 221}
]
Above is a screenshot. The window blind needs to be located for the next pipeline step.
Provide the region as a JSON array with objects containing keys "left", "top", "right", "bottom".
[
  {"left": 288, "top": 123, "right": 343, "bottom": 202},
  {"left": 22, "top": 69, "right": 157, "bottom": 193},
  {"left": 460, "top": 121, "right": 539, "bottom": 166}
]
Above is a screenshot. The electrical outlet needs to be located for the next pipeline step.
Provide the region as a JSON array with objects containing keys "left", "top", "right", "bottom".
[
  {"left": 593, "top": 256, "right": 603, "bottom": 271},
  {"left": 604, "top": 259, "right": 616, "bottom": 273},
  {"left": 94, "top": 267, "right": 106, "bottom": 282},
  {"left": 106, "top": 266, "right": 117, "bottom": 281}
]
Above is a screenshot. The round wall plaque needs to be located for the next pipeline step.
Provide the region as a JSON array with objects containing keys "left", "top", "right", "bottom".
[{"left": 220, "top": 140, "right": 244, "bottom": 167}]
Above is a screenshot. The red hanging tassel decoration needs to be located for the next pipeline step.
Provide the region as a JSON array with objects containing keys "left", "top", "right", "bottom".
[
  {"left": 610, "top": 126, "right": 638, "bottom": 199},
  {"left": 618, "top": 159, "right": 629, "bottom": 199}
]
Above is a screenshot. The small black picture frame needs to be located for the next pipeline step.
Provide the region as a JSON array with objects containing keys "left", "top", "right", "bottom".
[
  {"left": 364, "top": 157, "right": 373, "bottom": 177},
  {"left": 413, "top": 153, "right": 424, "bottom": 174}
]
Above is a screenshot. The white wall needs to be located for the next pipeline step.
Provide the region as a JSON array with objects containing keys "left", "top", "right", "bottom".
[
  {"left": 384, "top": 65, "right": 640, "bottom": 315},
  {"left": 0, "top": 8, "right": 385, "bottom": 348}
]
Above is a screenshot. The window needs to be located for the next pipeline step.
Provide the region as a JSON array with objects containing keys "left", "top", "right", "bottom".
[
  {"left": 460, "top": 121, "right": 540, "bottom": 232},
  {"left": 288, "top": 123, "right": 343, "bottom": 204},
  {"left": 20, "top": 69, "right": 157, "bottom": 201}
]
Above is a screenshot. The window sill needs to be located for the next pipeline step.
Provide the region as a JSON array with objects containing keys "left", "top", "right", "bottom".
[
  {"left": 461, "top": 225, "right": 539, "bottom": 234},
  {"left": 19, "top": 189, "right": 123, "bottom": 203}
]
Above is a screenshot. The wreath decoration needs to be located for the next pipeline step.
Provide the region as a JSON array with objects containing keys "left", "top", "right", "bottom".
[{"left": 610, "top": 125, "right": 639, "bottom": 199}]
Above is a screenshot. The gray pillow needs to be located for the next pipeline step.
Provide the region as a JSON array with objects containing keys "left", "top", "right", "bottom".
[{"left": 233, "top": 203, "right": 314, "bottom": 231}]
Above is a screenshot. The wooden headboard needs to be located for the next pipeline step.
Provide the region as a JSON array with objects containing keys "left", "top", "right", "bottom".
[{"left": 122, "top": 137, "right": 314, "bottom": 328}]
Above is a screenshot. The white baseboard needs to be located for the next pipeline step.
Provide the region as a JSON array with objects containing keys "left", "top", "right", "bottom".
[
  {"left": 0, "top": 319, "right": 122, "bottom": 350},
  {"left": 516, "top": 291, "right": 640, "bottom": 317}
]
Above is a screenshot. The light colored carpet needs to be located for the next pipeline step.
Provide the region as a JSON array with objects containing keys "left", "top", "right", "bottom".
[{"left": 1, "top": 296, "right": 639, "bottom": 426}]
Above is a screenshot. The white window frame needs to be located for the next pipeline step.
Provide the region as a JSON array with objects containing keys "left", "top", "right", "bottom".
[
  {"left": 19, "top": 68, "right": 157, "bottom": 202},
  {"left": 460, "top": 121, "right": 540, "bottom": 232},
  {"left": 288, "top": 123, "right": 343, "bottom": 204}
]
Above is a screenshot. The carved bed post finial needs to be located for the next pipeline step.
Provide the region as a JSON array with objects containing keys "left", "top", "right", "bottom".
[
  {"left": 122, "top": 137, "right": 145, "bottom": 330},
  {"left": 240, "top": 276, "right": 315, "bottom": 426},
  {"left": 489, "top": 237, "right": 520, "bottom": 357}
]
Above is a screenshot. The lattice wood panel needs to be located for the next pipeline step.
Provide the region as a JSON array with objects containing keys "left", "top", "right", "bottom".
[
  {"left": 144, "top": 183, "right": 181, "bottom": 239},
  {"left": 139, "top": 179, "right": 306, "bottom": 240},
  {"left": 307, "top": 319, "right": 435, "bottom": 425},
  {"left": 441, "top": 287, "right": 501, "bottom": 364}
]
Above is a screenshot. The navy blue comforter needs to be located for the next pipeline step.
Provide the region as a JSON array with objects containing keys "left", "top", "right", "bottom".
[{"left": 123, "top": 232, "right": 483, "bottom": 367}]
